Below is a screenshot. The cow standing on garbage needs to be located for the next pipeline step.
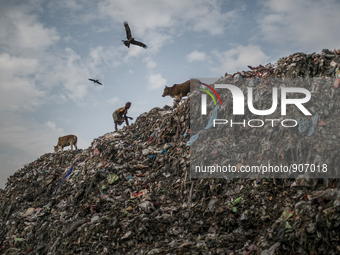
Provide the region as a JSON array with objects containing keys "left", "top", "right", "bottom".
[
  {"left": 112, "top": 102, "right": 133, "bottom": 132},
  {"left": 54, "top": 135, "right": 78, "bottom": 152},
  {"left": 162, "top": 79, "right": 201, "bottom": 101}
]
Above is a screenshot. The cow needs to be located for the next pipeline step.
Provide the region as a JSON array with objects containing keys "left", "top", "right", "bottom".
[
  {"left": 54, "top": 135, "right": 78, "bottom": 152},
  {"left": 162, "top": 79, "right": 201, "bottom": 100}
]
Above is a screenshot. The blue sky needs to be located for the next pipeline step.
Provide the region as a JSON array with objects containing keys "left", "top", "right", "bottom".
[{"left": 1, "top": 0, "right": 340, "bottom": 188}]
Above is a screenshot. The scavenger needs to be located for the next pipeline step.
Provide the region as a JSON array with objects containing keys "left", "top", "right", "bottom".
[{"left": 112, "top": 102, "right": 133, "bottom": 131}]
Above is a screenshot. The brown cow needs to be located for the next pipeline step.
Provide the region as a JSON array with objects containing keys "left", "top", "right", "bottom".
[
  {"left": 54, "top": 135, "right": 78, "bottom": 152},
  {"left": 162, "top": 79, "right": 201, "bottom": 100}
]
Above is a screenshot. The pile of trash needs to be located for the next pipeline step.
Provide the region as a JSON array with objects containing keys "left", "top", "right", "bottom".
[
  {"left": 1, "top": 49, "right": 340, "bottom": 255},
  {"left": 224, "top": 48, "right": 340, "bottom": 79}
]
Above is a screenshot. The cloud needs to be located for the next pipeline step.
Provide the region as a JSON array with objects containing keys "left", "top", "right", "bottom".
[
  {"left": 41, "top": 48, "right": 91, "bottom": 102},
  {"left": 99, "top": 0, "right": 237, "bottom": 34},
  {"left": 0, "top": 53, "right": 47, "bottom": 112},
  {"left": 258, "top": 0, "right": 340, "bottom": 51},
  {"left": 0, "top": 2, "right": 59, "bottom": 51},
  {"left": 107, "top": 96, "right": 122, "bottom": 105},
  {"left": 46, "top": 121, "right": 64, "bottom": 133},
  {"left": 186, "top": 50, "right": 206, "bottom": 62},
  {"left": 46, "top": 121, "right": 56, "bottom": 129},
  {"left": 210, "top": 44, "right": 270, "bottom": 74},
  {"left": 0, "top": 44, "right": 117, "bottom": 112},
  {"left": 51, "top": 0, "right": 85, "bottom": 10},
  {"left": 0, "top": 1, "right": 127, "bottom": 112},
  {"left": 147, "top": 73, "right": 167, "bottom": 90},
  {"left": 144, "top": 57, "right": 157, "bottom": 69},
  {"left": 98, "top": 0, "right": 241, "bottom": 54},
  {"left": 0, "top": 6, "right": 92, "bottom": 111},
  {"left": 122, "top": 44, "right": 148, "bottom": 61},
  {"left": 89, "top": 46, "right": 121, "bottom": 71},
  {"left": 142, "top": 30, "right": 173, "bottom": 53}
]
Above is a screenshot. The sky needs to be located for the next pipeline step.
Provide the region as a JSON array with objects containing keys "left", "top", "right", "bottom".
[{"left": 1, "top": 0, "right": 340, "bottom": 188}]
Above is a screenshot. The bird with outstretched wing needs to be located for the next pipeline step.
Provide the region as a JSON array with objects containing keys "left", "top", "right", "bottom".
[
  {"left": 88, "top": 79, "right": 103, "bottom": 85},
  {"left": 122, "top": 21, "right": 147, "bottom": 49}
]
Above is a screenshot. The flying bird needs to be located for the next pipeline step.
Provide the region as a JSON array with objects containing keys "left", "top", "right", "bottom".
[
  {"left": 122, "top": 21, "right": 147, "bottom": 49},
  {"left": 88, "top": 79, "right": 103, "bottom": 85}
]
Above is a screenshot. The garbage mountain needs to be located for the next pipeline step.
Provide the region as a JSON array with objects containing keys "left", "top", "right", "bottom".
[{"left": 1, "top": 49, "right": 340, "bottom": 255}]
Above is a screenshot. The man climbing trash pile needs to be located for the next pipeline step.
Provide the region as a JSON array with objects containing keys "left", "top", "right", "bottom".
[{"left": 112, "top": 102, "right": 133, "bottom": 131}]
